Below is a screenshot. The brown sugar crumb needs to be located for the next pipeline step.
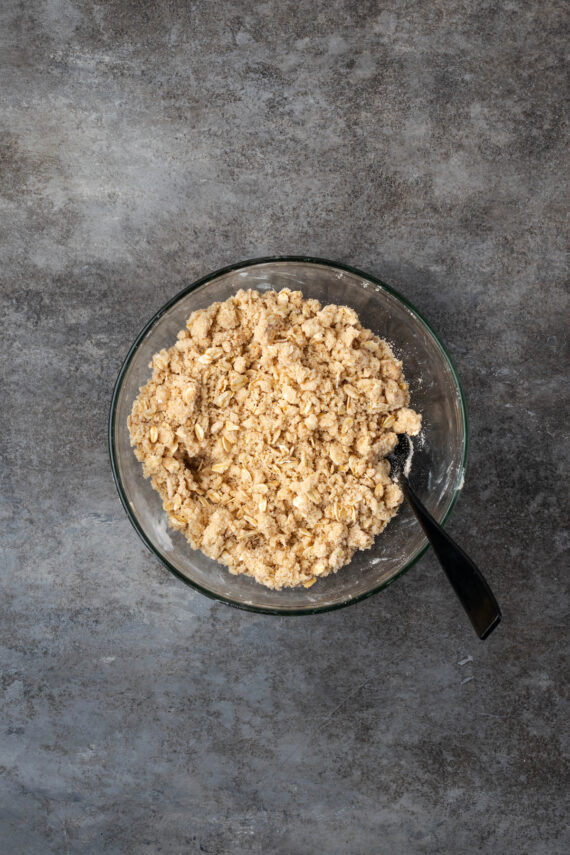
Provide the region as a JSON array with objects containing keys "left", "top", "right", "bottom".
[{"left": 128, "top": 289, "right": 422, "bottom": 589}]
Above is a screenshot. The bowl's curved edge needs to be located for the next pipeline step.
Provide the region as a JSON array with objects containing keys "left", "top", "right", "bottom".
[{"left": 108, "top": 256, "right": 469, "bottom": 615}]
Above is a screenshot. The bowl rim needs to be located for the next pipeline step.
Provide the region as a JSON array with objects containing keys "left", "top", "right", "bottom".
[{"left": 109, "top": 255, "right": 469, "bottom": 615}]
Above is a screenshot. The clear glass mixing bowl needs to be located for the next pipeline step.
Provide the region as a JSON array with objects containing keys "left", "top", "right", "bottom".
[{"left": 109, "top": 257, "right": 467, "bottom": 614}]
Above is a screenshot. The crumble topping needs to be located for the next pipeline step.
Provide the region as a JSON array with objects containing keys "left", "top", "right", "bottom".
[{"left": 128, "top": 289, "right": 421, "bottom": 589}]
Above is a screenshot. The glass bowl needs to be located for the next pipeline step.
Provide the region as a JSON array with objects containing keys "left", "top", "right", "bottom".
[{"left": 109, "top": 257, "right": 467, "bottom": 614}]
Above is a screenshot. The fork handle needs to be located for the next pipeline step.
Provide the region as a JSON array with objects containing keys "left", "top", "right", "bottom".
[{"left": 401, "top": 480, "right": 502, "bottom": 640}]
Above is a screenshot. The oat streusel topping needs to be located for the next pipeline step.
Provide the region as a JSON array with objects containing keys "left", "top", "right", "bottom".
[{"left": 128, "top": 289, "right": 422, "bottom": 589}]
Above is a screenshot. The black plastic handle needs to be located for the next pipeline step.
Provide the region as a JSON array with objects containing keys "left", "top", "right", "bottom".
[{"left": 401, "top": 480, "right": 502, "bottom": 640}]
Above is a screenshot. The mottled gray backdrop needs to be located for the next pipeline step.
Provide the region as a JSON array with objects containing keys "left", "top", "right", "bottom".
[{"left": 1, "top": 1, "right": 568, "bottom": 853}]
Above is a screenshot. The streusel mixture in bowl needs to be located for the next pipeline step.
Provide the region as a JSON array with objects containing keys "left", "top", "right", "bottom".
[
  {"left": 110, "top": 257, "right": 467, "bottom": 614},
  {"left": 128, "top": 288, "right": 421, "bottom": 589}
]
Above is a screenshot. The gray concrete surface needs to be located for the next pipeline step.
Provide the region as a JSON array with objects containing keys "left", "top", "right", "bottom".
[{"left": 1, "top": 1, "right": 568, "bottom": 853}]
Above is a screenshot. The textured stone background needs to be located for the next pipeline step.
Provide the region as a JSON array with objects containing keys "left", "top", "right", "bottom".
[{"left": 1, "top": 1, "right": 568, "bottom": 853}]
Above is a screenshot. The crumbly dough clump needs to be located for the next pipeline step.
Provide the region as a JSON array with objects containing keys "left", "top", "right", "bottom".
[{"left": 128, "top": 289, "right": 421, "bottom": 589}]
